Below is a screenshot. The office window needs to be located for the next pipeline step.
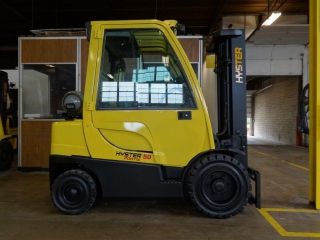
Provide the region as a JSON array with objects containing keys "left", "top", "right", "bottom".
[{"left": 22, "top": 64, "right": 76, "bottom": 118}]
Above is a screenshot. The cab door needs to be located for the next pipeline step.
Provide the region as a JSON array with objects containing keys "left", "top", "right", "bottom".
[{"left": 83, "top": 21, "right": 213, "bottom": 167}]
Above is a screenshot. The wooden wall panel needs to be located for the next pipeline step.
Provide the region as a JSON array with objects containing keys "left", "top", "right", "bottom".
[
  {"left": 21, "top": 120, "right": 53, "bottom": 168},
  {"left": 81, "top": 39, "right": 89, "bottom": 92},
  {"left": 21, "top": 39, "right": 77, "bottom": 63},
  {"left": 178, "top": 38, "right": 200, "bottom": 62}
]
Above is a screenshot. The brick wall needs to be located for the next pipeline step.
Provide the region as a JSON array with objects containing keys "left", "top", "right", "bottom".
[{"left": 253, "top": 77, "right": 300, "bottom": 145}]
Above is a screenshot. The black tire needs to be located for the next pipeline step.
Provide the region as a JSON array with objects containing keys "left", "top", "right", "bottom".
[
  {"left": 0, "top": 140, "right": 14, "bottom": 171},
  {"left": 184, "top": 153, "right": 250, "bottom": 218},
  {"left": 51, "top": 169, "right": 97, "bottom": 215}
]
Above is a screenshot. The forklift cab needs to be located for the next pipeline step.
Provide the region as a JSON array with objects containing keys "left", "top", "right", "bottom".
[
  {"left": 81, "top": 21, "right": 213, "bottom": 166},
  {"left": 50, "top": 20, "right": 260, "bottom": 218}
]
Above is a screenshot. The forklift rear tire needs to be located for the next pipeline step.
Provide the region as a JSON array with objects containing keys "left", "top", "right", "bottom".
[
  {"left": 185, "top": 153, "right": 249, "bottom": 218},
  {"left": 0, "top": 140, "right": 14, "bottom": 171},
  {"left": 52, "top": 169, "right": 97, "bottom": 214}
]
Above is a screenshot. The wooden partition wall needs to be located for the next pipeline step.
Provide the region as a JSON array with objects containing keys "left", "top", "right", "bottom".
[
  {"left": 178, "top": 38, "right": 201, "bottom": 62},
  {"left": 20, "top": 121, "right": 53, "bottom": 168},
  {"left": 19, "top": 36, "right": 203, "bottom": 169},
  {"left": 21, "top": 39, "right": 77, "bottom": 63},
  {"left": 19, "top": 37, "right": 82, "bottom": 169}
]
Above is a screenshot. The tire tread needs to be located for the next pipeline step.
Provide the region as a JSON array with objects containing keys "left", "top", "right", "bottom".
[
  {"left": 184, "top": 153, "right": 250, "bottom": 218},
  {"left": 52, "top": 169, "right": 97, "bottom": 215}
]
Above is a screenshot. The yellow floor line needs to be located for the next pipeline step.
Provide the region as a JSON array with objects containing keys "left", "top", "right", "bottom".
[
  {"left": 251, "top": 149, "right": 309, "bottom": 171},
  {"left": 251, "top": 149, "right": 276, "bottom": 159},
  {"left": 285, "top": 161, "right": 309, "bottom": 171},
  {"left": 285, "top": 232, "right": 320, "bottom": 238},
  {"left": 263, "top": 207, "right": 320, "bottom": 213},
  {"left": 258, "top": 208, "right": 288, "bottom": 236},
  {"left": 258, "top": 208, "right": 320, "bottom": 238}
]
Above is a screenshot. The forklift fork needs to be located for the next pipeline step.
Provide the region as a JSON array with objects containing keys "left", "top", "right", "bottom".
[{"left": 248, "top": 167, "right": 261, "bottom": 208}]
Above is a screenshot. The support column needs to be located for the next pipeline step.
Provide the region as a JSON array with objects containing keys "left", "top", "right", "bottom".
[{"left": 309, "top": 0, "right": 320, "bottom": 209}]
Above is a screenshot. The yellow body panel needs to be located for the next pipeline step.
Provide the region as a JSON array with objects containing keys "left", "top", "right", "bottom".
[
  {"left": 98, "top": 122, "right": 153, "bottom": 152},
  {"left": 51, "top": 120, "right": 89, "bottom": 157},
  {"left": 309, "top": 0, "right": 320, "bottom": 209},
  {"left": 51, "top": 20, "right": 214, "bottom": 168},
  {"left": 90, "top": 109, "right": 210, "bottom": 166}
]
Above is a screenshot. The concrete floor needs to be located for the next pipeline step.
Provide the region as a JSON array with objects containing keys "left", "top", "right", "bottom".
[
  {"left": 0, "top": 145, "right": 319, "bottom": 240},
  {"left": 248, "top": 136, "right": 286, "bottom": 145}
]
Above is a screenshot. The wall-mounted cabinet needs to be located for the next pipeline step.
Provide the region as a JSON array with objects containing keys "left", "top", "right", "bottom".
[{"left": 19, "top": 35, "right": 203, "bottom": 169}]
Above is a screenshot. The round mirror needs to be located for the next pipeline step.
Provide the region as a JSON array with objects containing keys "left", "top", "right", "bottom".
[{"left": 61, "top": 91, "right": 83, "bottom": 118}]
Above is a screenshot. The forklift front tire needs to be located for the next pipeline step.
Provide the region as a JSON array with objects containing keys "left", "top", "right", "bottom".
[
  {"left": 185, "top": 153, "right": 249, "bottom": 218},
  {"left": 51, "top": 169, "right": 97, "bottom": 214}
]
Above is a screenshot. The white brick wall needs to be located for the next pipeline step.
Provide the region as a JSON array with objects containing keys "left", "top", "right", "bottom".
[{"left": 253, "top": 77, "right": 299, "bottom": 145}]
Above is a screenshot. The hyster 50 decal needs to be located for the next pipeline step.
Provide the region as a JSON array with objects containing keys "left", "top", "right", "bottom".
[
  {"left": 235, "top": 47, "right": 243, "bottom": 84},
  {"left": 116, "top": 151, "right": 152, "bottom": 161}
]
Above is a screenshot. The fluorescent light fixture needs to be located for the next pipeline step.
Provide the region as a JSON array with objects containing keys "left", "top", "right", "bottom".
[
  {"left": 107, "top": 73, "right": 114, "bottom": 79},
  {"left": 46, "top": 64, "right": 55, "bottom": 68},
  {"left": 262, "top": 12, "right": 282, "bottom": 26}
]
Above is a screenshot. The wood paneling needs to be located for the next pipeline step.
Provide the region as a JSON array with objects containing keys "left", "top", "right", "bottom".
[
  {"left": 21, "top": 120, "right": 53, "bottom": 168},
  {"left": 81, "top": 39, "right": 89, "bottom": 92},
  {"left": 178, "top": 38, "right": 200, "bottom": 62},
  {"left": 21, "top": 39, "right": 77, "bottom": 63}
]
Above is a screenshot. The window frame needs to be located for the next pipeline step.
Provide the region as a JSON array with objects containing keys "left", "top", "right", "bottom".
[{"left": 95, "top": 28, "right": 198, "bottom": 111}]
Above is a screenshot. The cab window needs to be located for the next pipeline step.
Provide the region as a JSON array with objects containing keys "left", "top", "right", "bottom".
[{"left": 97, "top": 29, "right": 196, "bottom": 109}]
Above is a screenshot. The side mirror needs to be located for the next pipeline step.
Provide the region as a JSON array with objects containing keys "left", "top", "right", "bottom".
[
  {"left": 205, "top": 55, "right": 216, "bottom": 69},
  {"left": 61, "top": 91, "right": 83, "bottom": 120}
]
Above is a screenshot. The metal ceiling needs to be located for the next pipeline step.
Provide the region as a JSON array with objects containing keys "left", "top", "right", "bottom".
[{"left": 0, "top": 0, "right": 309, "bottom": 68}]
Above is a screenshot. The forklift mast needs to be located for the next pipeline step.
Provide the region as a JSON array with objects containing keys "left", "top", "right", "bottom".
[
  {"left": 209, "top": 30, "right": 247, "bottom": 162},
  {"left": 209, "top": 30, "right": 260, "bottom": 208}
]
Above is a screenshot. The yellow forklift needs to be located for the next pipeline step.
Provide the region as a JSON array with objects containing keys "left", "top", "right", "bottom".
[
  {"left": 0, "top": 71, "right": 17, "bottom": 171},
  {"left": 49, "top": 20, "right": 260, "bottom": 218}
]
